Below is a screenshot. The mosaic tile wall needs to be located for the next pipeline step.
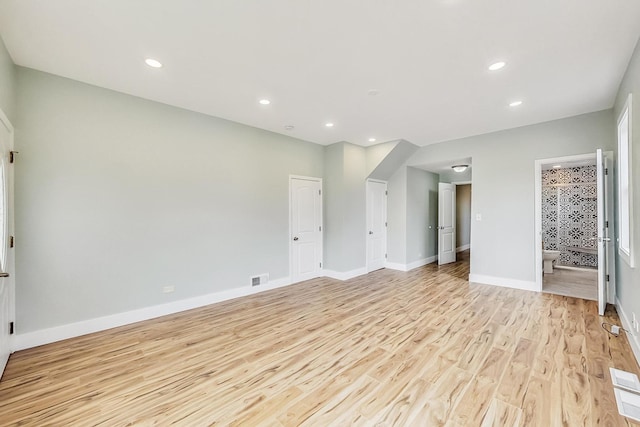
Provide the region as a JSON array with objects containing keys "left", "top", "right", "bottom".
[{"left": 541, "top": 165, "right": 598, "bottom": 268}]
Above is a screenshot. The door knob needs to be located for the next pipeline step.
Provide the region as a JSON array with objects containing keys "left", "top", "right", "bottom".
[
  {"left": 293, "top": 237, "right": 299, "bottom": 241},
  {"left": 369, "top": 231, "right": 373, "bottom": 235}
]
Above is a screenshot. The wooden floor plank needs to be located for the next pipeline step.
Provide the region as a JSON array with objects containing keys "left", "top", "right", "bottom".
[{"left": 1, "top": 250, "right": 639, "bottom": 426}]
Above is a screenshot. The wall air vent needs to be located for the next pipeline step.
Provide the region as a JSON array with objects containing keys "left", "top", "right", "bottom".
[{"left": 250, "top": 273, "right": 269, "bottom": 286}]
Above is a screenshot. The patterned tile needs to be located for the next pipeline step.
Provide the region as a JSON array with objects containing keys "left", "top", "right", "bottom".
[{"left": 542, "top": 165, "right": 598, "bottom": 268}]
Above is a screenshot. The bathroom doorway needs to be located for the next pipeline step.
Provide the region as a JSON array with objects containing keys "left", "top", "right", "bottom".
[{"left": 534, "top": 150, "right": 615, "bottom": 314}]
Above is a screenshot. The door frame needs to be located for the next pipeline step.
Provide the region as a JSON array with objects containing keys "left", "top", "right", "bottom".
[
  {"left": 0, "top": 107, "right": 14, "bottom": 363},
  {"left": 366, "top": 179, "right": 387, "bottom": 273},
  {"left": 534, "top": 152, "right": 615, "bottom": 303},
  {"left": 289, "top": 175, "right": 323, "bottom": 283}
]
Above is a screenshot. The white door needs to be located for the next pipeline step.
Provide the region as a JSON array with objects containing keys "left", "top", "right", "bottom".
[
  {"left": 438, "top": 182, "right": 456, "bottom": 265},
  {"left": 596, "top": 149, "right": 613, "bottom": 315},
  {"left": 0, "top": 111, "right": 14, "bottom": 376},
  {"left": 290, "top": 177, "right": 322, "bottom": 283},
  {"left": 367, "top": 180, "right": 387, "bottom": 272}
]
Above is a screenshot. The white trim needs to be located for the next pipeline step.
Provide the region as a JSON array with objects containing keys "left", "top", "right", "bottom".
[
  {"left": 289, "top": 175, "right": 323, "bottom": 284},
  {"left": 0, "top": 109, "right": 14, "bottom": 361},
  {"left": 456, "top": 244, "right": 470, "bottom": 252},
  {"left": 14, "top": 276, "right": 294, "bottom": 351},
  {"left": 469, "top": 273, "right": 538, "bottom": 292},
  {"left": 385, "top": 256, "right": 437, "bottom": 272},
  {"left": 617, "top": 94, "right": 634, "bottom": 268},
  {"left": 616, "top": 298, "right": 640, "bottom": 367},
  {"left": 322, "top": 267, "right": 367, "bottom": 281}
]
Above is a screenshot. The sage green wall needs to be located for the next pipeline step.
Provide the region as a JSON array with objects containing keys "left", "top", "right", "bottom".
[
  {"left": 406, "top": 167, "right": 439, "bottom": 263},
  {"left": 0, "top": 34, "right": 16, "bottom": 123},
  {"left": 15, "top": 67, "right": 324, "bottom": 333},
  {"left": 323, "top": 141, "right": 367, "bottom": 272},
  {"left": 613, "top": 36, "right": 640, "bottom": 341},
  {"left": 408, "top": 109, "right": 615, "bottom": 283},
  {"left": 387, "top": 166, "right": 407, "bottom": 264}
]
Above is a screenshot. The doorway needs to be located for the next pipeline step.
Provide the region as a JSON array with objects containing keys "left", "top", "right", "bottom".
[
  {"left": 534, "top": 150, "right": 614, "bottom": 315},
  {"left": 290, "top": 176, "right": 323, "bottom": 284}
]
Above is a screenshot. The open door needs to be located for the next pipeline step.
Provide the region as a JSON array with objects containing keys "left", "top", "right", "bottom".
[
  {"left": 438, "top": 182, "right": 456, "bottom": 265},
  {"left": 366, "top": 180, "right": 387, "bottom": 272},
  {"left": 0, "top": 110, "right": 14, "bottom": 377},
  {"left": 596, "top": 149, "right": 613, "bottom": 315}
]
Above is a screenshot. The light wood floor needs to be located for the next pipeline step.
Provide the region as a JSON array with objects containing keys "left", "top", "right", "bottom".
[
  {"left": 543, "top": 266, "right": 598, "bottom": 301},
  {"left": 1, "top": 252, "right": 639, "bottom": 426}
]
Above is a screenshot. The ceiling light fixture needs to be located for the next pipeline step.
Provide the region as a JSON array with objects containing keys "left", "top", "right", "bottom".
[
  {"left": 145, "top": 58, "right": 163, "bottom": 68},
  {"left": 552, "top": 164, "right": 562, "bottom": 169},
  {"left": 259, "top": 99, "right": 271, "bottom": 105},
  {"left": 368, "top": 89, "right": 380, "bottom": 96},
  {"left": 368, "top": 138, "right": 376, "bottom": 143},
  {"left": 509, "top": 100, "right": 523, "bottom": 107},
  {"left": 325, "top": 122, "right": 334, "bottom": 128},
  {"left": 452, "top": 165, "right": 468, "bottom": 173},
  {"left": 488, "top": 61, "right": 506, "bottom": 71}
]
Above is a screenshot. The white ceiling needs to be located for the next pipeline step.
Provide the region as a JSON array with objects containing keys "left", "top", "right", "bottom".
[{"left": 1, "top": 0, "right": 639, "bottom": 147}]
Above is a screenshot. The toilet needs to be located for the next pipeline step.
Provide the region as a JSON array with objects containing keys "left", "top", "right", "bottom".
[{"left": 543, "top": 250, "right": 561, "bottom": 274}]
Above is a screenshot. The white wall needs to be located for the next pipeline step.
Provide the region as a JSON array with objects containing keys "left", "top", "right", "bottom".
[
  {"left": 408, "top": 109, "right": 615, "bottom": 287},
  {"left": 15, "top": 67, "right": 324, "bottom": 334},
  {"left": 613, "top": 36, "right": 640, "bottom": 360}
]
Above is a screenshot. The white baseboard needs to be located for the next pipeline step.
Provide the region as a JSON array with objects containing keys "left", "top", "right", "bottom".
[
  {"left": 615, "top": 298, "right": 640, "bottom": 367},
  {"left": 468, "top": 274, "right": 538, "bottom": 292},
  {"left": 13, "top": 276, "right": 293, "bottom": 351},
  {"left": 385, "top": 256, "right": 437, "bottom": 272},
  {"left": 456, "top": 244, "right": 470, "bottom": 252},
  {"left": 322, "top": 267, "right": 367, "bottom": 281}
]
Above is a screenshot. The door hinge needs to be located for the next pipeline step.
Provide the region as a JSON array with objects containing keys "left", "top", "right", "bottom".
[
  {"left": 9, "top": 236, "right": 14, "bottom": 248},
  {"left": 318, "top": 189, "right": 321, "bottom": 196},
  {"left": 385, "top": 222, "right": 387, "bottom": 227},
  {"left": 319, "top": 262, "right": 322, "bottom": 268},
  {"left": 9, "top": 151, "right": 18, "bottom": 164},
  {"left": 605, "top": 220, "right": 608, "bottom": 228},
  {"left": 385, "top": 253, "right": 387, "bottom": 259},
  {"left": 605, "top": 168, "right": 608, "bottom": 175},
  {"left": 319, "top": 226, "right": 322, "bottom": 231},
  {"left": 606, "top": 274, "right": 610, "bottom": 282},
  {"left": 9, "top": 321, "right": 14, "bottom": 335},
  {"left": 385, "top": 190, "right": 388, "bottom": 196}
]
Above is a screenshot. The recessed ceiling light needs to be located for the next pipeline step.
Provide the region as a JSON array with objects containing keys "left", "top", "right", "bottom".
[
  {"left": 259, "top": 99, "right": 271, "bottom": 105},
  {"left": 509, "top": 100, "right": 523, "bottom": 107},
  {"left": 145, "top": 58, "right": 163, "bottom": 68},
  {"left": 368, "top": 138, "right": 376, "bottom": 142},
  {"left": 325, "top": 123, "right": 334, "bottom": 128},
  {"left": 452, "top": 165, "right": 469, "bottom": 173},
  {"left": 552, "top": 164, "right": 562, "bottom": 169},
  {"left": 488, "top": 61, "right": 506, "bottom": 71},
  {"left": 284, "top": 125, "right": 295, "bottom": 131},
  {"left": 368, "top": 89, "right": 380, "bottom": 96}
]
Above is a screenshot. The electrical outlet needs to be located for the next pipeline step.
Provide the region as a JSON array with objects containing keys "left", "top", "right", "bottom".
[{"left": 162, "top": 285, "right": 175, "bottom": 293}]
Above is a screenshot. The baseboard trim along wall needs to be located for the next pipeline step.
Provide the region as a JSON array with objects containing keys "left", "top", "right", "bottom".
[
  {"left": 456, "top": 244, "right": 470, "bottom": 252},
  {"left": 13, "top": 276, "right": 293, "bottom": 351},
  {"left": 615, "top": 298, "right": 640, "bottom": 367},
  {"left": 322, "top": 268, "right": 367, "bottom": 281},
  {"left": 468, "top": 274, "right": 538, "bottom": 292},
  {"left": 385, "top": 256, "right": 437, "bottom": 272}
]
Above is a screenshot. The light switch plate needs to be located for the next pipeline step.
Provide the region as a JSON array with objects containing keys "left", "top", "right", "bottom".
[{"left": 610, "top": 367, "right": 640, "bottom": 393}]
